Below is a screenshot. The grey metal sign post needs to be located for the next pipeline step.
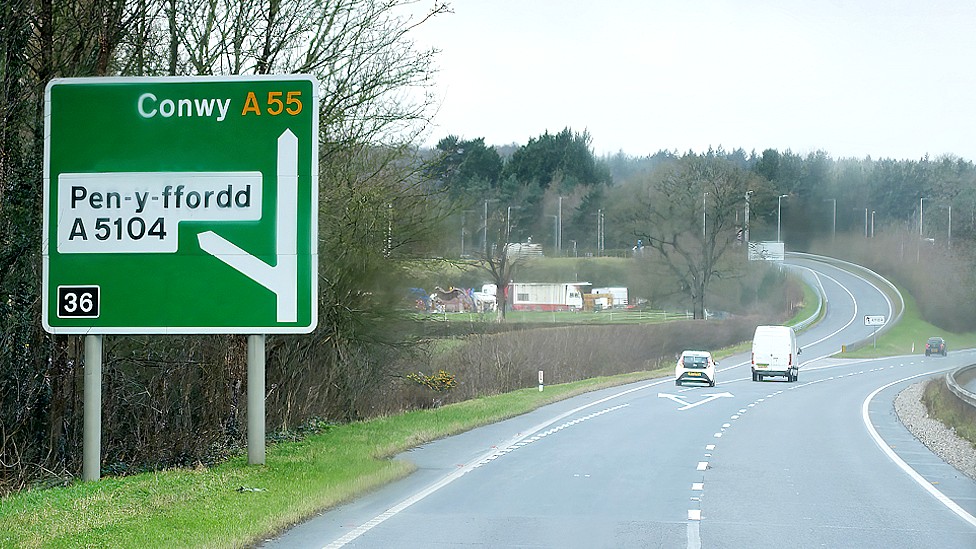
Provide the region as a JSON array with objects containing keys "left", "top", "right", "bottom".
[
  {"left": 83, "top": 335, "right": 102, "bottom": 481},
  {"left": 247, "top": 335, "right": 266, "bottom": 465}
]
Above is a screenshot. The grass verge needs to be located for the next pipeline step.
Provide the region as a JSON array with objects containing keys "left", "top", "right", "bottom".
[
  {"left": 839, "top": 288, "right": 976, "bottom": 358},
  {"left": 0, "top": 370, "right": 666, "bottom": 549},
  {"left": 922, "top": 378, "right": 976, "bottom": 449}
]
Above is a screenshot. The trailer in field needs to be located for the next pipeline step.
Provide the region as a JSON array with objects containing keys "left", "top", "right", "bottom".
[
  {"left": 591, "top": 287, "right": 629, "bottom": 308},
  {"left": 509, "top": 282, "right": 590, "bottom": 311}
]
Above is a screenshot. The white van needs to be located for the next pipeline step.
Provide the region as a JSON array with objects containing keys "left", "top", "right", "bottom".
[
  {"left": 675, "top": 350, "right": 717, "bottom": 387},
  {"left": 751, "top": 325, "right": 801, "bottom": 382}
]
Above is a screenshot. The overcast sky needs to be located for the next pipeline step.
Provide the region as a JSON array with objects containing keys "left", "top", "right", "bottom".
[{"left": 408, "top": 0, "right": 976, "bottom": 161}]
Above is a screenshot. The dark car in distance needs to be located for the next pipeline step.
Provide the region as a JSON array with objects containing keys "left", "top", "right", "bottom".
[{"left": 925, "top": 336, "right": 947, "bottom": 356}]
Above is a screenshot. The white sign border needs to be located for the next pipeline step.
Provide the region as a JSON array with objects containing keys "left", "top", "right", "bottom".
[{"left": 42, "top": 75, "right": 319, "bottom": 335}]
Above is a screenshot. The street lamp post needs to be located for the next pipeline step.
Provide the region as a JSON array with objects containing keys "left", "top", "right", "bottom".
[
  {"left": 744, "top": 190, "right": 753, "bottom": 245},
  {"left": 557, "top": 196, "right": 567, "bottom": 255},
  {"left": 600, "top": 210, "right": 605, "bottom": 252},
  {"left": 506, "top": 205, "right": 521, "bottom": 241},
  {"left": 870, "top": 210, "right": 876, "bottom": 238},
  {"left": 595, "top": 209, "right": 604, "bottom": 255},
  {"left": 777, "top": 194, "right": 788, "bottom": 242},
  {"left": 703, "top": 192, "right": 709, "bottom": 239},
  {"left": 824, "top": 198, "right": 836, "bottom": 242},
  {"left": 920, "top": 197, "right": 928, "bottom": 237}
]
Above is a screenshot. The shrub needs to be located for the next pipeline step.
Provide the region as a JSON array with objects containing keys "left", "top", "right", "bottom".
[{"left": 406, "top": 370, "right": 458, "bottom": 392}]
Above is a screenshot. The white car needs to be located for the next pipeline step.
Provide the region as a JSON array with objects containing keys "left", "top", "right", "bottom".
[{"left": 675, "top": 350, "right": 716, "bottom": 387}]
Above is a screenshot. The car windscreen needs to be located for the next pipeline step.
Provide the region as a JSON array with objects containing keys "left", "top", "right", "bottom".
[{"left": 682, "top": 356, "right": 708, "bottom": 369}]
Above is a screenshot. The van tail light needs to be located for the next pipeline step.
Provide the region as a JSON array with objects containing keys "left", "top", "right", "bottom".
[
  {"left": 789, "top": 353, "right": 792, "bottom": 366},
  {"left": 751, "top": 352, "right": 754, "bottom": 365}
]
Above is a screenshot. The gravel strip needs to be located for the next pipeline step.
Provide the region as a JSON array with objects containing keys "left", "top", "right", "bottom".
[{"left": 894, "top": 381, "right": 976, "bottom": 481}]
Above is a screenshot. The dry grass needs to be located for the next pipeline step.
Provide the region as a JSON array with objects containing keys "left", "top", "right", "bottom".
[{"left": 423, "top": 317, "right": 768, "bottom": 403}]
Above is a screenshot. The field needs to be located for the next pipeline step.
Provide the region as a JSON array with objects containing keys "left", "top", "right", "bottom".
[{"left": 415, "top": 308, "right": 695, "bottom": 325}]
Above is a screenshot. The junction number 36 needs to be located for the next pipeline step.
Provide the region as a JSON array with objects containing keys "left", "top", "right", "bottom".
[{"left": 57, "top": 286, "right": 100, "bottom": 318}]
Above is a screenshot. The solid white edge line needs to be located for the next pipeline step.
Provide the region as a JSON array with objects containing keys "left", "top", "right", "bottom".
[
  {"left": 861, "top": 372, "right": 976, "bottom": 529},
  {"left": 321, "top": 379, "right": 669, "bottom": 548}
]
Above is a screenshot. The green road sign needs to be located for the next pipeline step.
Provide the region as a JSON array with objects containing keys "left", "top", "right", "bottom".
[{"left": 43, "top": 76, "right": 318, "bottom": 334}]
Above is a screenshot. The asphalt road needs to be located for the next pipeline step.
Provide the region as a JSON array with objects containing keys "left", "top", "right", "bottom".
[{"left": 260, "top": 258, "right": 976, "bottom": 548}]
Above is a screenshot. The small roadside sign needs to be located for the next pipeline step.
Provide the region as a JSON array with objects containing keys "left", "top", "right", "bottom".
[{"left": 864, "top": 315, "right": 886, "bottom": 326}]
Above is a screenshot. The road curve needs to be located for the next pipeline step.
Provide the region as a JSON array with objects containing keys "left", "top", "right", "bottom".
[{"left": 260, "top": 258, "right": 976, "bottom": 548}]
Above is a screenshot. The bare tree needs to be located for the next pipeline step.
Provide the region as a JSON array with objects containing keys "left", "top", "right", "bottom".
[
  {"left": 151, "top": 0, "right": 448, "bottom": 147},
  {"left": 468, "top": 206, "right": 532, "bottom": 321},
  {"left": 630, "top": 156, "right": 767, "bottom": 319}
]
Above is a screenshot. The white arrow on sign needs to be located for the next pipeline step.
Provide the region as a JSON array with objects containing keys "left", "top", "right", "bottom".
[
  {"left": 198, "top": 129, "right": 299, "bottom": 322},
  {"left": 658, "top": 392, "right": 734, "bottom": 411}
]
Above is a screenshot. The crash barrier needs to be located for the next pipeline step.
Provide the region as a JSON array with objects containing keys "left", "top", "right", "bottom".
[
  {"left": 946, "top": 364, "right": 976, "bottom": 409},
  {"left": 787, "top": 252, "right": 904, "bottom": 353},
  {"left": 787, "top": 264, "right": 825, "bottom": 333}
]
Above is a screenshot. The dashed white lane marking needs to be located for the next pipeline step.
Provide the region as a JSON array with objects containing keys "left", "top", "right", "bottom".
[
  {"left": 692, "top": 482, "right": 704, "bottom": 491},
  {"left": 688, "top": 509, "right": 702, "bottom": 520},
  {"left": 687, "top": 521, "right": 702, "bottom": 549},
  {"left": 705, "top": 444, "right": 715, "bottom": 451},
  {"left": 696, "top": 461, "right": 708, "bottom": 471},
  {"left": 713, "top": 432, "right": 723, "bottom": 438}
]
